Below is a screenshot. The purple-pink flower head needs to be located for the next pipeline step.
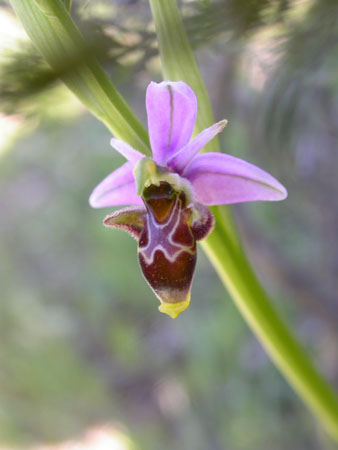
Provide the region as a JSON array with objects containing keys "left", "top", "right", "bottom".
[{"left": 90, "top": 81, "right": 287, "bottom": 318}]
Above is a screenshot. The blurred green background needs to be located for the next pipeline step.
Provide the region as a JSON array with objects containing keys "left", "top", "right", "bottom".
[{"left": 0, "top": 0, "right": 338, "bottom": 449}]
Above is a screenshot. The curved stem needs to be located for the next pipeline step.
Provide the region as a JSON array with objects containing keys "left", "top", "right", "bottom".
[
  {"left": 9, "top": 0, "right": 338, "bottom": 440},
  {"left": 204, "top": 209, "right": 338, "bottom": 440},
  {"left": 149, "top": 0, "right": 338, "bottom": 440}
]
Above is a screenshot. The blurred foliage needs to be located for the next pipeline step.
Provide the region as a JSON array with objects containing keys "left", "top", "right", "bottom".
[
  {"left": 1, "top": 0, "right": 338, "bottom": 449},
  {"left": 0, "top": 0, "right": 290, "bottom": 115},
  {"left": 259, "top": 0, "right": 338, "bottom": 152}
]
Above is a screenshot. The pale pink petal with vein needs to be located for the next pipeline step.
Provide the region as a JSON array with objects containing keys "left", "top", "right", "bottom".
[
  {"left": 183, "top": 153, "right": 287, "bottom": 205},
  {"left": 146, "top": 81, "right": 197, "bottom": 165}
]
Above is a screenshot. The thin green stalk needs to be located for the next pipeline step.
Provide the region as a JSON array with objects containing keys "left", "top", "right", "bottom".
[
  {"left": 203, "top": 211, "right": 338, "bottom": 440},
  {"left": 61, "top": 0, "right": 72, "bottom": 12},
  {"left": 148, "top": 0, "right": 239, "bottom": 246},
  {"left": 9, "top": 0, "right": 338, "bottom": 440},
  {"left": 149, "top": 0, "right": 338, "bottom": 440},
  {"left": 148, "top": 0, "right": 214, "bottom": 139}
]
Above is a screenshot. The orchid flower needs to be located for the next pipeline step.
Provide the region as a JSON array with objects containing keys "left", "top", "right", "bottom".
[{"left": 89, "top": 81, "right": 287, "bottom": 318}]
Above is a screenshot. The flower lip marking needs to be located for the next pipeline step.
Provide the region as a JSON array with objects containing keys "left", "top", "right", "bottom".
[
  {"left": 90, "top": 80, "right": 287, "bottom": 317},
  {"left": 139, "top": 182, "right": 195, "bottom": 266},
  {"left": 138, "top": 181, "right": 197, "bottom": 319}
]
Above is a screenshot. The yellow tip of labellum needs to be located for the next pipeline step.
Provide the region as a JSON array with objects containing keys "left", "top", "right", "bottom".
[{"left": 158, "top": 295, "right": 191, "bottom": 319}]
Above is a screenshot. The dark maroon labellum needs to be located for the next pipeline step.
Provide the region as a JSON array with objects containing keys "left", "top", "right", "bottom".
[
  {"left": 103, "top": 181, "right": 214, "bottom": 318},
  {"left": 138, "top": 182, "right": 197, "bottom": 317}
]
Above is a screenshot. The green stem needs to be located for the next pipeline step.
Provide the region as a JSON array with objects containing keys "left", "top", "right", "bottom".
[
  {"left": 149, "top": 0, "right": 338, "bottom": 440},
  {"left": 62, "top": 0, "right": 72, "bottom": 12},
  {"left": 148, "top": 0, "right": 239, "bottom": 246},
  {"left": 204, "top": 210, "right": 338, "bottom": 440},
  {"left": 9, "top": 0, "right": 338, "bottom": 440}
]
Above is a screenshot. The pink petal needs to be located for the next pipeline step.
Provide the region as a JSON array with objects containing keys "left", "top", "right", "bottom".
[
  {"left": 167, "top": 120, "right": 227, "bottom": 173},
  {"left": 183, "top": 153, "right": 287, "bottom": 205},
  {"left": 89, "top": 161, "right": 143, "bottom": 208},
  {"left": 110, "top": 138, "right": 144, "bottom": 165},
  {"left": 146, "top": 81, "right": 197, "bottom": 165}
]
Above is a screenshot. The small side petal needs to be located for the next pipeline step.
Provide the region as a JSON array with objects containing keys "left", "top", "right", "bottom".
[
  {"left": 89, "top": 161, "right": 143, "bottom": 208},
  {"left": 167, "top": 120, "right": 227, "bottom": 173},
  {"left": 190, "top": 203, "right": 215, "bottom": 241},
  {"left": 183, "top": 153, "right": 287, "bottom": 205},
  {"left": 110, "top": 138, "right": 144, "bottom": 165},
  {"left": 146, "top": 81, "right": 197, "bottom": 165},
  {"left": 104, "top": 207, "right": 146, "bottom": 240}
]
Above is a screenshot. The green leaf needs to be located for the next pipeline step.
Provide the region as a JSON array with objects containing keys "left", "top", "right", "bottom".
[
  {"left": 10, "top": 0, "right": 151, "bottom": 156},
  {"left": 62, "top": 0, "right": 72, "bottom": 12},
  {"left": 9, "top": 0, "right": 338, "bottom": 440},
  {"left": 149, "top": 0, "right": 338, "bottom": 441},
  {"left": 149, "top": 0, "right": 217, "bottom": 145}
]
